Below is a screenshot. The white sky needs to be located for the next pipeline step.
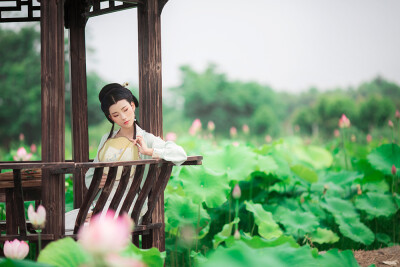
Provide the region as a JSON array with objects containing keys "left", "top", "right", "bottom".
[{"left": 85, "top": 0, "right": 400, "bottom": 93}]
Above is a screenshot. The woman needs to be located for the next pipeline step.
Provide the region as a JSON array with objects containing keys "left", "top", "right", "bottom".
[{"left": 65, "top": 83, "right": 187, "bottom": 230}]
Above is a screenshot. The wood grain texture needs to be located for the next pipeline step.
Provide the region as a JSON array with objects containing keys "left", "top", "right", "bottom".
[
  {"left": 92, "top": 166, "right": 118, "bottom": 216},
  {"left": 13, "top": 170, "right": 27, "bottom": 237}
]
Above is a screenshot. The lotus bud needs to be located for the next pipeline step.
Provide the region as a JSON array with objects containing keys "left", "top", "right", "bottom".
[
  {"left": 30, "top": 143, "right": 37, "bottom": 153},
  {"left": 165, "top": 132, "right": 177, "bottom": 142},
  {"left": 265, "top": 135, "right": 272, "bottom": 143},
  {"left": 323, "top": 184, "right": 329, "bottom": 195},
  {"left": 3, "top": 239, "right": 29, "bottom": 259},
  {"left": 207, "top": 121, "right": 215, "bottom": 131},
  {"left": 300, "top": 196, "right": 305, "bottom": 203},
  {"left": 396, "top": 110, "right": 400, "bottom": 119},
  {"left": 232, "top": 141, "right": 239, "bottom": 147},
  {"left": 242, "top": 124, "right": 249, "bottom": 134},
  {"left": 232, "top": 184, "right": 241, "bottom": 199},
  {"left": 356, "top": 184, "right": 362, "bottom": 195},
  {"left": 28, "top": 204, "right": 46, "bottom": 229},
  {"left": 392, "top": 165, "right": 397, "bottom": 176},
  {"left": 230, "top": 127, "right": 237, "bottom": 138},
  {"left": 388, "top": 120, "right": 394, "bottom": 128},
  {"left": 351, "top": 134, "right": 356, "bottom": 142},
  {"left": 234, "top": 229, "right": 240, "bottom": 240},
  {"left": 366, "top": 134, "right": 372, "bottom": 143},
  {"left": 338, "top": 114, "right": 350, "bottom": 128},
  {"left": 333, "top": 129, "right": 340, "bottom": 137}
]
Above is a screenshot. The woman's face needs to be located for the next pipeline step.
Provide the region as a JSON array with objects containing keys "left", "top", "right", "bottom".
[{"left": 108, "top": 99, "right": 136, "bottom": 128}]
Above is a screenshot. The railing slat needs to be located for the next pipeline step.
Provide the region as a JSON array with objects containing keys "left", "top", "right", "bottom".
[
  {"left": 120, "top": 165, "right": 145, "bottom": 214},
  {"left": 92, "top": 166, "right": 118, "bottom": 216},
  {"left": 109, "top": 166, "right": 132, "bottom": 213}
]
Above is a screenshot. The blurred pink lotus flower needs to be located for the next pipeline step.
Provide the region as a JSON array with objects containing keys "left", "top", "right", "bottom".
[
  {"left": 232, "top": 184, "right": 241, "bottom": 199},
  {"left": 234, "top": 229, "right": 240, "bottom": 240},
  {"left": 180, "top": 225, "right": 195, "bottom": 245},
  {"left": 19, "top": 133, "right": 24, "bottom": 141},
  {"left": 165, "top": 132, "right": 177, "bottom": 141},
  {"left": 338, "top": 114, "right": 350, "bottom": 128},
  {"left": 189, "top": 119, "right": 202, "bottom": 136},
  {"left": 232, "top": 141, "right": 239, "bottom": 147},
  {"left": 265, "top": 135, "right": 272, "bottom": 143},
  {"left": 230, "top": 127, "right": 237, "bottom": 138},
  {"left": 30, "top": 144, "right": 37, "bottom": 153},
  {"left": 396, "top": 110, "right": 400, "bottom": 119},
  {"left": 105, "top": 254, "right": 145, "bottom": 267},
  {"left": 333, "top": 129, "right": 340, "bottom": 137},
  {"left": 366, "top": 134, "right": 372, "bottom": 143},
  {"left": 392, "top": 165, "right": 397, "bottom": 176},
  {"left": 13, "top": 147, "right": 32, "bottom": 161},
  {"left": 3, "top": 239, "right": 29, "bottom": 259},
  {"left": 78, "top": 211, "right": 133, "bottom": 255},
  {"left": 28, "top": 204, "right": 46, "bottom": 229},
  {"left": 351, "top": 134, "right": 356, "bottom": 142},
  {"left": 242, "top": 124, "right": 249, "bottom": 134},
  {"left": 207, "top": 121, "right": 215, "bottom": 131},
  {"left": 388, "top": 120, "right": 394, "bottom": 128}
]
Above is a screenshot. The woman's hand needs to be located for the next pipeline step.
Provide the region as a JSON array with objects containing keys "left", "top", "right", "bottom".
[{"left": 131, "top": 135, "right": 153, "bottom": 156}]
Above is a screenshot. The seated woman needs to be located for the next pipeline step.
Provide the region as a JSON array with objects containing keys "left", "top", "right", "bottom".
[{"left": 65, "top": 83, "right": 187, "bottom": 230}]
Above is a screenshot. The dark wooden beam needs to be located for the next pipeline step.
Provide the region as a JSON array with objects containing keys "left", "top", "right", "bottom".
[
  {"left": 138, "top": 0, "right": 165, "bottom": 251},
  {"left": 67, "top": 0, "right": 89, "bottom": 209},
  {"left": 40, "top": 0, "right": 66, "bottom": 240}
]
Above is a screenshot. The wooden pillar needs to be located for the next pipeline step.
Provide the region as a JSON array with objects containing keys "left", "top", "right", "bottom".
[
  {"left": 138, "top": 0, "right": 167, "bottom": 251},
  {"left": 41, "top": 0, "right": 65, "bottom": 239},
  {"left": 67, "top": 0, "right": 89, "bottom": 209}
]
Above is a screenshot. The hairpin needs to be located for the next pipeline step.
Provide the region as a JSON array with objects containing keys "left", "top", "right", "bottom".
[{"left": 122, "top": 82, "right": 129, "bottom": 88}]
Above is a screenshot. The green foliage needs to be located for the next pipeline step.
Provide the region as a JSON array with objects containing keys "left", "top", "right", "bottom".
[
  {"left": 244, "top": 201, "right": 282, "bottom": 239},
  {"left": 0, "top": 258, "right": 51, "bottom": 267},
  {"left": 367, "top": 144, "right": 400, "bottom": 176}
]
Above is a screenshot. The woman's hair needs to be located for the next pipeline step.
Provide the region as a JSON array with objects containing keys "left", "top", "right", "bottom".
[{"left": 99, "top": 83, "right": 140, "bottom": 140}]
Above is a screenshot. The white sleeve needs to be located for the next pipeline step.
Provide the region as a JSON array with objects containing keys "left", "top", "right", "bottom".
[
  {"left": 85, "top": 133, "right": 109, "bottom": 189},
  {"left": 143, "top": 132, "right": 187, "bottom": 166}
]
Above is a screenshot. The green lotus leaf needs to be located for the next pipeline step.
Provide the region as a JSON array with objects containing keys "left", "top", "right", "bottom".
[
  {"left": 315, "top": 249, "right": 360, "bottom": 267},
  {"left": 320, "top": 197, "right": 359, "bottom": 218},
  {"left": 362, "top": 179, "right": 389, "bottom": 193},
  {"left": 319, "top": 171, "right": 362, "bottom": 187},
  {"left": 0, "top": 258, "right": 52, "bottom": 267},
  {"left": 291, "top": 145, "right": 333, "bottom": 169},
  {"left": 244, "top": 201, "right": 282, "bottom": 239},
  {"left": 122, "top": 243, "right": 164, "bottom": 267},
  {"left": 376, "top": 233, "right": 391, "bottom": 244},
  {"left": 37, "top": 237, "right": 89, "bottom": 267},
  {"left": 367, "top": 144, "right": 400, "bottom": 175},
  {"left": 204, "top": 144, "right": 257, "bottom": 182},
  {"left": 335, "top": 216, "right": 375, "bottom": 245},
  {"left": 257, "top": 155, "right": 278, "bottom": 174},
  {"left": 290, "top": 164, "right": 318, "bottom": 183},
  {"left": 394, "top": 193, "right": 400, "bottom": 208},
  {"left": 179, "top": 165, "right": 230, "bottom": 208},
  {"left": 225, "top": 233, "right": 299, "bottom": 249},
  {"left": 310, "top": 228, "right": 339, "bottom": 244},
  {"left": 165, "top": 194, "right": 210, "bottom": 232},
  {"left": 278, "top": 209, "right": 319, "bottom": 238},
  {"left": 355, "top": 192, "right": 397, "bottom": 218},
  {"left": 212, "top": 218, "right": 240, "bottom": 249},
  {"left": 270, "top": 152, "right": 293, "bottom": 180},
  {"left": 301, "top": 199, "right": 328, "bottom": 221}
]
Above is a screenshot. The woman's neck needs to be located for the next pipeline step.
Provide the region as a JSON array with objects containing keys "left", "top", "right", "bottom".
[{"left": 117, "top": 126, "right": 134, "bottom": 138}]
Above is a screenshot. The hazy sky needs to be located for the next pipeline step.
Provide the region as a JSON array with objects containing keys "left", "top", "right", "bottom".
[{"left": 85, "top": 0, "right": 400, "bottom": 93}]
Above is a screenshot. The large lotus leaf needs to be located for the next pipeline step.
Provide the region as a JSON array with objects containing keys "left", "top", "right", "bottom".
[
  {"left": 315, "top": 249, "right": 360, "bottom": 267},
  {"left": 212, "top": 218, "right": 240, "bottom": 249},
  {"left": 269, "top": 152, "right": 293, "bottom": 180},
  {"left": 37, "top": 237, "right": 89, "bottom": 267},
  {"left": 311, "top": 182, "right": 345, "bottom": 198},
  {"left": 122, "top": 243, "right": 164, "bottom": 267},
  {"left": 320, "top": 197, "right": 359, "bottom": 218},
  {"left": 165, "top": 194, "right": 210, "bottom": 231},
  {"left": 355, "top": 192, "right": 397, "bottom": 218},
  {"left": 244, "top": 201, "right": 282, "bottom": 239},
  {"left": 301, "top": 200, "right": 328, "bottom": 221},
  {"left": 310, "top": 228, "right": 339, "bottom": 244},
  {"left": 367, "top": 144, "right": 400, "bottom": 175},
  {"left": 179, "top": 165, "right": 229, "bottom": 207},
  {"left": 362, "top": 179, "right": 389, "bottom": 193},
  {"left": 204, "top": 144, "right": 257, "bottom": 181},
  {"left": 394, "top": 193, "right": 400, "bottom": 208},
  {"left": 319, "top": 170, "right": 363, "bottom": 187},
  {"left": 0, "top": 259, "right": 52, "bottom": 267},
  {"left": 278, "top": 209, "right": 320, "bottom": 238},
  {"left": 291, "top": 164, "right": 318, "bottom": 183},
  {"left": 291, "top": 145, "right": 333, "bottom": 169},
  {"left": 335, "top": 216, "right": 375, "bottom": 245},
  {"left": 376, "top": 233, "right": 391, "bottom": 244},
  {"left": 225, "top": 233, "right": 299, "bottom": 249},
  {"left": 256, "top": 155, "right": 278, "bottom": 174}
]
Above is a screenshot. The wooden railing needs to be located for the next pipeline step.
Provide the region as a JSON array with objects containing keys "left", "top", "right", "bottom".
[{"left": 0, "top": 156, "right": 202, "bottom": 247}]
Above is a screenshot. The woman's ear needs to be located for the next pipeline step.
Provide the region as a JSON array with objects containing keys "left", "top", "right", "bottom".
[
  {"left": 131, "top": 102, "right": 136, "bottom": 111},
  {"left": 108, "top": 115, "right": 113, "bottom": 122}
]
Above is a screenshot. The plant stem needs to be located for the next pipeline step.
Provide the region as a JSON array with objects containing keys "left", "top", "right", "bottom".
[
  {"left": 38, "top": 230, "right": 42, "bottom": 253},
  {"left": 341, "top": 129, "right": 349, "bottom": 170},
  {"left": 235, "top": 199, "right": 239, "bottom": 232},
  {"left": 195, "top": 203, "right": 201, "bottom": 252}
]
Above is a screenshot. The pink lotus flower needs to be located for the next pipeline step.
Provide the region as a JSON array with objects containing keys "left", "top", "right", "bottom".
[
  {"left": 30, "top": 144, "right": 37, "bottom": 153},
  {"left": 28, "top": 204, "right": 46, "bottom": 229},
  {"left": 234, "top": 229, "right": 240, "bottom": 240},
  {"left": 392, "top": 165, "right": 397, "bottom": 176},
  {"left": 3, "top": 239, "right": 29, "bottom": 259},
  {"left": 396, "top": 110, "right": 400, "bottom": 119},
  {"left": 242, "top": 124, "right": 249, "bottom": 134},
  {"left": 232, "top": 141, "right": 239, "bottom": 147},
  {"left": 333, "top": 129, "right": 340, "bottom": 137},
  {"left": 207, "top": 121, "right": 215, "bottom": 131},
  {"left": 165, "top": 132, "right": 177, "bottom": 141},
  {"left": 230, "top": 127, "right": 237, "bottom": 138},
  {"left": 19, "top": 133, "right": 24, "bottom": 141},
  {"left": 13, "top": 147, "right": 32, "bottom": 161},
  {"left": 366, "top": 134, "right": 372, "bottom": 143},
  {"left": 388, "top": 120, "right": 394, "bottom": 128},
  {"left": 338, "top": 114, "right": 350, "bottom": 128},
  {"left": 265, "top": 135, "right": 272, "bottom": 143},
  {"left": 232, "top": 184, "right": 241, "bottom": 199},
  {"left": 78, "top": 211, "right": 133, "bottom": 255},
  {"left": 189, "top": 119, "right": 202, "bottom": 136}
]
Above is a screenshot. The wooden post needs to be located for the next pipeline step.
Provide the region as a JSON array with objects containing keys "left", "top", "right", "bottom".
[
  {"left": 138, "top": 0, "right": 167, "bottom": 251},
  {"left": 41, "top": 0, "right": 65, "bottom": 240},
  {"left": 67, "top": 0, "right": 89, "bottom": 209}
]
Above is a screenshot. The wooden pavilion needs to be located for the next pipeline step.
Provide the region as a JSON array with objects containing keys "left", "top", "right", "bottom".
[{"left": 0, "top": 0, "right": 200, "bottom": 251}]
